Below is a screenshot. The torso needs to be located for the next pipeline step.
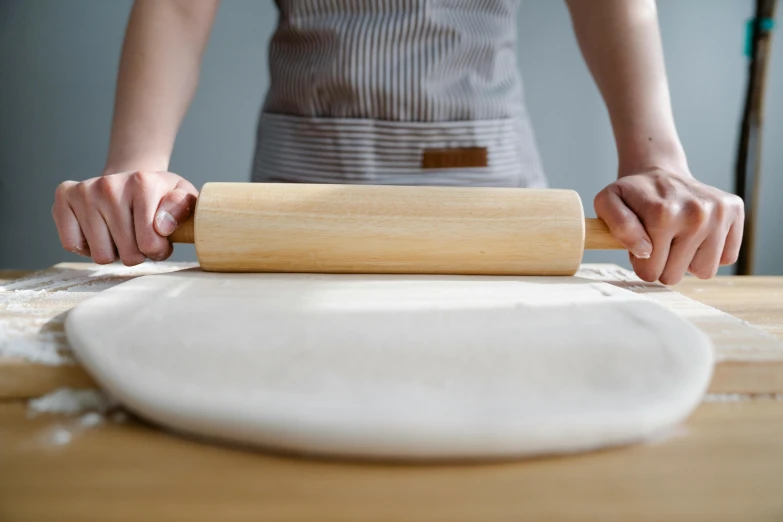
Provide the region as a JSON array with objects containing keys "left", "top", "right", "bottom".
[{"left": 252, "top": 0, "right": 546, "bottom": 188}]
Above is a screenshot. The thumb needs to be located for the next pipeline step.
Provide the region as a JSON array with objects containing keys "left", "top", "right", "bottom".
[
  {"left": 594, "top": 185, "right": 653, "bottom": 259},
  {"left": 154, "top": 182, "right": 198, "bottom": 237}
]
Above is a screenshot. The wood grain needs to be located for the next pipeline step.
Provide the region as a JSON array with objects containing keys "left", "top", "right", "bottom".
[
  {"left": 169, "top": 185, "right": 624, "bottom": 256},
  {"left": 187, "top": 183, "right": 589, "bottom": 275},
  {"left": 1, "top": 399, "right": 782, "bottom": 521},
  {"left": 675, "top": 276, "right": 783, "bottom": 339},
  {"left": 675, "top": 275, "right": 783, "bottom": 393},
  {"left": 583, "top": 217, "right": 623, "bottom": 249},
  {"left": 0, "top": 358, "right": 94, "bottom": 400},
  {"left": 0, "top": 270, "right": 33, "bottom": 285}
]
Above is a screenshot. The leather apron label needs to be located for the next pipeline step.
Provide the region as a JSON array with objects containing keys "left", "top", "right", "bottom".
[{"left": 421, "top": 147, "right": 488, "bottom": 169}]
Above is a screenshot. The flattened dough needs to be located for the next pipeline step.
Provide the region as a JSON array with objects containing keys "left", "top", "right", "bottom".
[{"left": 66, "top": 270, "right": 712, "bottom": 460}]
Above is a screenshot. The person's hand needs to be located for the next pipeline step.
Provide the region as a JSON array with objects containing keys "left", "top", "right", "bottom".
[
  {"left": 594, "top": 169, "right": 744, "bottom": 285},
  {"left": 52, "top": 171, "right": 198, "bottom": 266}
]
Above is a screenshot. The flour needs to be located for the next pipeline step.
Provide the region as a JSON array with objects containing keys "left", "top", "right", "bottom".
[
  {"left": 0, "top": 260, "right": 193, "bottom": 293},
  {"left": 703, "top": 393, "right": 783, "bottom": 402},
  {"left": 27, "top": 387, "right": 125, "bottom": 448},
  {"left": 3, "top": 289, "right": 49, "bottom": 312},
  {"left": 78, "top": 412, "right": 105, "bottom": 428},
  {"left": 0, "top": 261, "right": 194, "bottom": 365},
  {"left": 576, "top": 264, "right": 643, "bottom": 282},
  {"left": 0, "top": 323, "right": 73, "bottom": 364},
  {"left": 27, "top": 387, "right": 116, "bottom": 416},
  {"left": 41, "top": 426, "right": 74, "bottom": 446}
]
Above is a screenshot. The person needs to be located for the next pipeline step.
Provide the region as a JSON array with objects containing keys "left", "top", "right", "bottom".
[{"left": 52, "top": 0, "right": 744, "bottom": 285}]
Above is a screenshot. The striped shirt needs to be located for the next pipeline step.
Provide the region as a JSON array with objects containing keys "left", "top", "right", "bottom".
[{"left": 252, "top": 0, "right": 546, "bottom": 188}]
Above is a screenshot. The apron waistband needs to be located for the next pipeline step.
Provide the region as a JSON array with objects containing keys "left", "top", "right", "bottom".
[{"left": 252, "top": 113, "right": 546, "bottom": 188}]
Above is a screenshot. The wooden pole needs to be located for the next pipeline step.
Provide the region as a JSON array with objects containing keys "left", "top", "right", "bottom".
[{"left": 734, "top": 0, "right": 777, "bottom": 275}]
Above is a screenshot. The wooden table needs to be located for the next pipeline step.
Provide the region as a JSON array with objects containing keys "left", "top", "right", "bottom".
[{"left": 1, "top": 265, "right": 782, "bottom": 521}]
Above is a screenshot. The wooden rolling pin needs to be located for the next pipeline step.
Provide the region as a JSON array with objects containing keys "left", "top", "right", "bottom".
[{"left": 169, "top": 183, "right": 623, "bottom": 276}]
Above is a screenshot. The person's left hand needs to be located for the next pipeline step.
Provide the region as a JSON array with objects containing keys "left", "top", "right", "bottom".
[{"left": 594, "top": 169, "right": 744, "bottom": 285}]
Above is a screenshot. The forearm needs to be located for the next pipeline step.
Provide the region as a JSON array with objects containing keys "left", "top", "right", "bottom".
[
  {"left": 565, "top": 0, "right": 688, "bottom": 177},
  {"left": 104, "top": 0, "right": 220, "bottom": 175}
]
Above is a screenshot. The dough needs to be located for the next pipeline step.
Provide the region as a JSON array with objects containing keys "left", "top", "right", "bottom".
[{"left": 65, "top": 270, "right": 712, "bottom": 460}]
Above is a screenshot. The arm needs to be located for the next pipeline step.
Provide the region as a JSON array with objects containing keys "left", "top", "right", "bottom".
[
  {"left": 566, "top": 0, "right": 685, "bottom": 176},
  {"left": 53, "top": 0, "right": 220, "bottom": 265},
  {"left": 105, "top": 0, "right": 219, "bottom": 174},
  {"left": 566, "top": 0, "right": 744, "bottom": 284}
]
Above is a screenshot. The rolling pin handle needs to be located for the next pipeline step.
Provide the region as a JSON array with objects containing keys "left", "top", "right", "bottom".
[
  {"left": 169, "top": 215, "right": 195, "bottom": 244},
  {"left": 584, "top": 218, "right": 624, "bottom": 250}
]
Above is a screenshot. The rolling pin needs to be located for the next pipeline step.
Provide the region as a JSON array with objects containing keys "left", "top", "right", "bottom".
[{"left": 169, "top": 182, "right": 623, "bottom": 276}]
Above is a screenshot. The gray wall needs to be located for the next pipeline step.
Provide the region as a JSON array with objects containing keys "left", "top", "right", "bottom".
[{"left": 1, "top": 0, "right": 781, "bottom": 273}]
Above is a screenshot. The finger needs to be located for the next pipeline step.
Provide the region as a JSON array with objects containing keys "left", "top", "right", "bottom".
[
  {"left": 630, "top": 231, "right": 673, "bottom": 283},
  {"left": 659, "top": 235, "right": 702, "bottom": 285},
  {"left": 655, "top": 197, "right": 713, "bottom": 285},
  {"left": 154, "top": 182, "right": 198, "bottom": 237},
  {"left": 104, "top": 213, "right": 145, "bottom": 266},
  {"left": 70, "top": 201, "right": 117, "bottom": 265},
  {"left": 594, "top": 186, "right": 653, "bottom": 259},
  {"left": 99, "top": 202, "right": 146, "bottom": 267},
  {"left": 90, "top": 176, "right": 145, "bottom": 266},
  {"left": 52, "top": 183, "right": 90, "bottom": 257},
  {"left": 689, "top": 231, "right": 726, "bottom": 279},
  {"left": 720, "top": 219, "right": 744, "bottom": 266},
  {"left": 130, "top": 171, "right": 172, "bottom": 261}
]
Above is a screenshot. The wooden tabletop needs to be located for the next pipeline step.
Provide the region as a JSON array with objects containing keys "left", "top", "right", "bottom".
[
  {"left": 1, "top": 266, "right": 782, "bottom": 521},
  {"left": 675, "top": 276, "right": 783, "bottom": 340}
]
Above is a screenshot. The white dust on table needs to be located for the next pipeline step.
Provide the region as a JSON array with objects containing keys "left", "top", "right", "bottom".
[
  {"left": 641, "top": 393, "right": 782, "bottom": 447},
  {"left": 580, "top": 265, "right": 783, "bottom": 362},
  {"left": 78, "top": 411, "right": 106, "bottom": 428},
  {"left": 2, "top": 263, "right": 189, "bottom": 448},
  {"left": 26, "top": 387, "right": 127, "bottom": 448},
  {"left": 0, "top": 289, "right": 76, "bottom": 364},
  {"left": 703, "top": 392, "right": 783, "bottom": 402},
  {"left": 0, "top": 261, "right": 194, "bottom": 364},
  {"left": 27, "top": 387, "right": 116, "bottom": 416},
  {"left": 43, "top": 426, "right": 74, "bottom": 446},
  {"left": 576, "top": 264, "right": 654, "bottom": 292}
]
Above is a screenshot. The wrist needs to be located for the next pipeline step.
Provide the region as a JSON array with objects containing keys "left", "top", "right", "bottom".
[
  {"left": 616, "top": 135, "right": 690, "bottom": 178},
  {"left": 102, "top": 155, "right": 170, "bottom": 177}
]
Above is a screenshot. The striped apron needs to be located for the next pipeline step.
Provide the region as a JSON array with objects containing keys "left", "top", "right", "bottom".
[{"left": 252, "top": 0, "right": 547, "bottom": 188}]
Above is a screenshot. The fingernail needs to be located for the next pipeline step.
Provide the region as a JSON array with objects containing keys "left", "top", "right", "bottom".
[
  {"left": 631, "top": 239, "right": 653, "bottom": 259},
  {"left": 155, "top": 210, "right": 177, "bottom": 236},
  {"left": 67, "top": 243, "right": 89, "bottom": 257}
]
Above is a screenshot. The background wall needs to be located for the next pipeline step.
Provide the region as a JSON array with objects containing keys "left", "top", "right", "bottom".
[{"left": 1, "top": 0, "right": 780, "bottom": 273}]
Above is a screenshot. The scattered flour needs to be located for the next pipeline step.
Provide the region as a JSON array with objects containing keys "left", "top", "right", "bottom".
[
  {"left": 41, "top": 426, "right": 73, "bottom": 447},
  {"left": 27, "top": 387, "right": 116, "bottom": 416},
  {"left": 0, "top": 261, "right": 194, "bottom": 365},
  {"left": 0, "top": 325, "right": 73, "bottom": 364},
  {"left": 0, "top": 260, "right": 194, "bottom": 293},
  {"left": 576, "top": 265, "right": 643, "bottom": 283},
  {"left": 26, "top": 387, "right": 127, "bottom": 448},
  {"left": 3, "top": 263, "right": 187, "bottom": 448},
  {"left": 703, "top": 393, "right": 783, "bottom": 402},
  {"left": 78, "top": 412, "right": 105, "bottom": 428}
]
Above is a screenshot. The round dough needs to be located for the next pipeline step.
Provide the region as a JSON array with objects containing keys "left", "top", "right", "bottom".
[{"left": 65, "top": 270, "right": 712, "bottom": 460}]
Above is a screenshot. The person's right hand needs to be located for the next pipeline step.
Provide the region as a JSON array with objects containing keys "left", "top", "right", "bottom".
[{"left": 52, "top": 171, "right": 198, "bottom": 266}]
